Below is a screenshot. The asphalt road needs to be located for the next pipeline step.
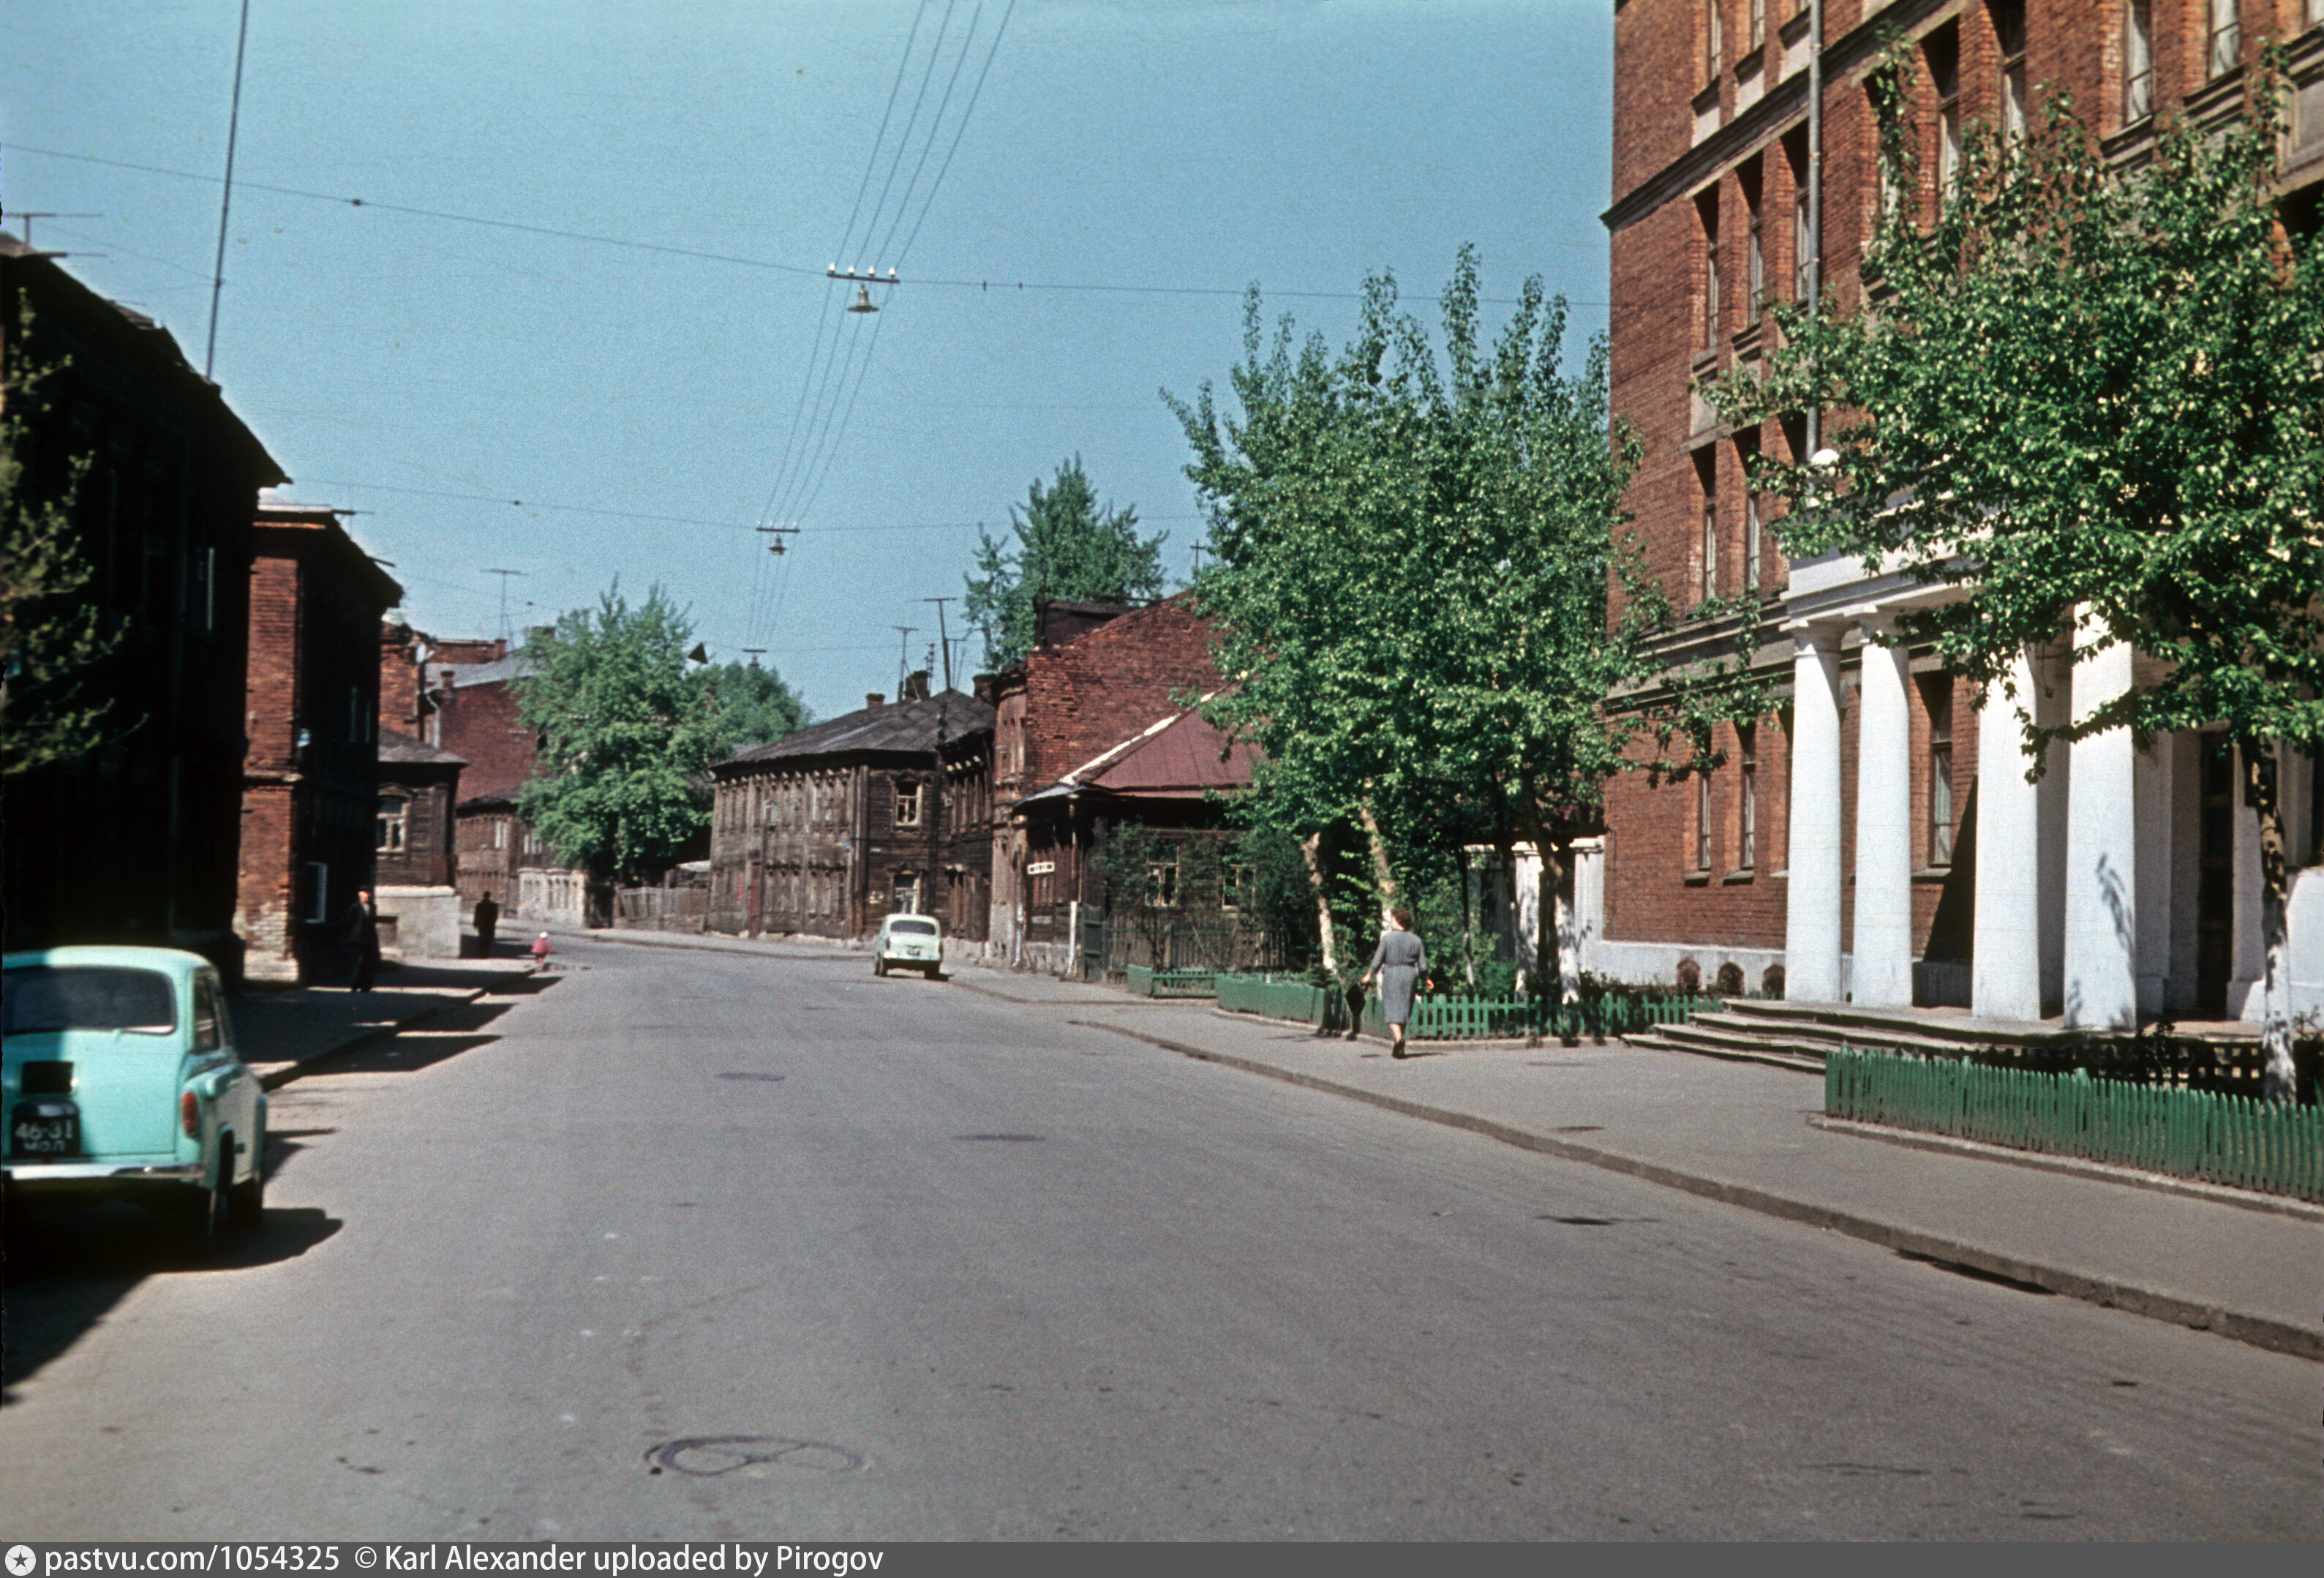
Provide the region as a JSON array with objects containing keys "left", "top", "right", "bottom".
[{"left": 4, "top": 936, "right": 2317, "bottom": 1541}]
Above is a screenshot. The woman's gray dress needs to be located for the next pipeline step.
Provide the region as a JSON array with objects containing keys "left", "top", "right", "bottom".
[{"left": 1366, "top": 928, "right": 1428, "bottom": 1024}]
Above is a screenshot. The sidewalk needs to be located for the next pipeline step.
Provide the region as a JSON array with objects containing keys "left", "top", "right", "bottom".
[
  {"left": 233, "top": 957, "right": 539, "bottom": 1090},
  {"left": 469, "top": 926, "right": 2324, "bottom": 1360}
]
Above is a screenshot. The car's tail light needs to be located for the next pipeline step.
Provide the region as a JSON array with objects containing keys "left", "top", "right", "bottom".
[{"left": 181, "top": 1091, "right": 200, "bottom": 1137}]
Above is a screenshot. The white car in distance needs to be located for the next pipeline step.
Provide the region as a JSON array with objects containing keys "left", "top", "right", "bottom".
[{"left": 873, "top": 914, "right": 943, "bottom": 979}]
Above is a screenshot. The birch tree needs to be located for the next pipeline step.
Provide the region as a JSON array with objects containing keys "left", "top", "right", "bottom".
[{"left": 1173, "top": 247, "right": 1762, "bottom": 996}]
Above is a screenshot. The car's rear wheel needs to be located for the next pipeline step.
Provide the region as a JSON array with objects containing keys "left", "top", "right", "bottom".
[
  {"left": 229, "top": 1140, "right": 266, "bottom": 1231},
  {"left": 177, "top": 1163, "right": 229, "bottom": 1262},
  {"left": 873, "top": 956, "right": 887, "bottom": 977}
]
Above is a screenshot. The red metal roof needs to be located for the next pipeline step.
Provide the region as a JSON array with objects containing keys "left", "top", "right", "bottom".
[{"left": 1080, "top": 707, "right": 1256, "bottom": 799}]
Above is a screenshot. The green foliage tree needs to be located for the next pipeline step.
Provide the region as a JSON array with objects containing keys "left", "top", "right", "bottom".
[
  {"left": 1171, "top": 247, "right": 1762, "bottom": 995},
  {"left": 699, "top": 660, "right": 810, "bottom": 758},
  {"left": 516, "top": 583, "right": 726, "bottom": 887},
  {"left": 1710, "top": 56, "right": 2323, "bottom": 1101},
  {"left": 1, "top": 334, "right": 119, "bottom": 775},
  {"left": 964, "top": 455, "right": 1167, "bottom": 669}
]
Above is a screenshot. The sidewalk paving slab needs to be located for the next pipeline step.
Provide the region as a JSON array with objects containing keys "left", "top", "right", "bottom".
[{"left": 554, "top": 925, "right": 2324, "bottom": 1361}]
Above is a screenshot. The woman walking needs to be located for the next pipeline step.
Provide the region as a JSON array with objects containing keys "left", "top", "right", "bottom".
[{"left": 1360, "top": 906, "right": 1429, "bottom": 1059}]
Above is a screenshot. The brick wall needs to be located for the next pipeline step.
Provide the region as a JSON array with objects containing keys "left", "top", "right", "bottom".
[
  {"left": 438, "top": 677, "right": 535, "bottom": 803},
  {"left": 1018, "top": 595, "right": 1221, "bottom": 791},
  {"left": 1597, "top": 0, "right": 2292, "bottom": 986}
]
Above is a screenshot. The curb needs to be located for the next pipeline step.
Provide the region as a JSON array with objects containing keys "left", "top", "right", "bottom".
[
  {"left": 1808, "top": 1114, "right": 2324, "bottom": 1225},
  {"left": 1075, "top": 1017, "right": 2324, "bottom": 1362},
  {"left": 254, "top": 985, "right": 492, "bottom": 1092}
]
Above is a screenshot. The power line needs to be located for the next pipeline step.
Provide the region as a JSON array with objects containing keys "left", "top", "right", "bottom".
[{"left": 13, "top": 143, "right": 1608, "bottom": 302}]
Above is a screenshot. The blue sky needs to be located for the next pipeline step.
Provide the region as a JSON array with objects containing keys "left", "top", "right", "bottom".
[{"left": 4, "top": 1, "right": 1613, "bottom": 720}]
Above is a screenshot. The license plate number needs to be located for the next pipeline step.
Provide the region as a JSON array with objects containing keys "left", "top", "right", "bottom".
[{"left": 11, "top": 1101, "right": 80, "bottom": 1159}]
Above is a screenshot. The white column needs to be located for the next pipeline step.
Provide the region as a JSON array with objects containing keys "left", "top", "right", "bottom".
[
  {"left": 2064, "top": 631, "right": 2139, "bottom": 1029},
  {"left": 1852, "top": 615, "right": 1915, "bottom": 1007},
  {"left": 1784, "top": 623, "right": 1846, "bottom": 1002},
  {"left": 1974, "top": 648, "right": 2045, "bottom": 1021}
]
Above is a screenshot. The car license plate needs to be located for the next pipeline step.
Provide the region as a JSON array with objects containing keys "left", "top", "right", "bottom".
[{"left": 10, "top": 1099, "right": 80, "bottom": 1159}]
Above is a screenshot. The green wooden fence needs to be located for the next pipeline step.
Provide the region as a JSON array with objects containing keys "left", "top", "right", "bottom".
[
  {"left": 1825, "top": 1046, "right": 2324, "bottom": 1202},
  {"left": 1125, "top": 964, "right": 1219, "bottom": 999},
  {"left": 1214, "top": 974, "right": 1727, "bottom": 1042}
]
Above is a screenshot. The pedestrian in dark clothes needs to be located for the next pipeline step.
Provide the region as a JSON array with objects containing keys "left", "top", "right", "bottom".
[
  {"left": 1361, "top": 906, "right": 1429, "bottom": 1059},
  {"left": 473, "top": 893, "right": 500, "bottom": 957},
  {"left": 346, "top": 888, "right": 381, "bottom": 991}
]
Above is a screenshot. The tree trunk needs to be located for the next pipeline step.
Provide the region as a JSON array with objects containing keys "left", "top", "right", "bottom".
[
  {"left": 1358, "top": 800, "right": 1399, "bottom": 923},
  {"left": 1513, "top": 794, "right": 1576, "bottom": 1003},
  {"left": 2241, "top": 742, "right": 2298, "bottom": 1105},
  {"left": 1300, "top": 830, "right": 1338, "bottom": 976}
]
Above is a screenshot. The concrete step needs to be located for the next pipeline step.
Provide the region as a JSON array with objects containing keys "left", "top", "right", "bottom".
[{"left": 1624, "top": 1028, "right": 1826, "bottom": 1074}]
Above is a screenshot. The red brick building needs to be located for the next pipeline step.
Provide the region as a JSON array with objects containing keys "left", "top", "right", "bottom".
[
  {"left": 986, "top": 594, "right": 1234, "bottom": 970},
  {"left": 234, "top": 503, "right": 401, "bottom": 982},
  {"left": 1599, "top": 0, "right": 2324, "bottom": 1018},
  {"left": 1, "top": 238, "right": 285, "bottom": 974}
]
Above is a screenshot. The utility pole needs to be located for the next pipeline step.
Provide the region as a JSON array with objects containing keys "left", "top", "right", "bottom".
[{"left": 205, "top": 0, "right": 254, "bottom": 379}]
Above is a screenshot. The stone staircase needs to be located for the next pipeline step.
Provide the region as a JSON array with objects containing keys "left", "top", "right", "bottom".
[{"left": 1623, "top": 998, "right": 2113, "bottom": 1074}]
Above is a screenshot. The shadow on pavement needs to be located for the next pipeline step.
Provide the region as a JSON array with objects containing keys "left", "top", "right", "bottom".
[{"left": 1, "top": 1200, "right": 343, "bottom": 1405}]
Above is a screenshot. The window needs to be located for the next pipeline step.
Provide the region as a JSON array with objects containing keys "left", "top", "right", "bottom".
[
  {"left": 377, "top": 795, "right": 409, "bottom": 854},
  {"left": 1923, "top": 676, "right": 1955, "bottom": 865},
  {"left": 1706, "top": 0, "right": 1723, "bottom": 81},
  {"left": 2124, "top": 0, "right": 2154, "bottom": 121},
  {"left": 2208, "top": 0, "right": 2240, "bottom": 80},
  {"left": 1741, "top": 158, "right": 1765, "bottom": 305},
  {"left": 1738, "top": 724, "right": 1759, "bottom": 871},
  {"left": 1929, "top": 27, "right": 1962, "bottom": 192},
  {"left": 1792, "top": 197, "right": 1813, "bottom": 304},
  {"left": 1695, "top": 770, "right": 1715, "bottom": 873},
  {"left": 302, "top": 861, "right": 331, "bottom": 925},
  {"left": 894, "top": 779, "right": 923, "bottom": 828},
  {"left": 1222, "top": 858, "right": 1252, "bottom": 912},
  {"left": 1749, "top": 0, "right": 1765, "bottom": 48},
  {"left": 1993, "top": 0, "right": 2028, "bottom": 141},
  {"left": 1698, "top": 191, "right": 1721, "bottom": 350},
  {"left": 1696, "top": 451, "right": 1720, "bottom": 602},
  {"left": 1745, "top": 479, "right": 1763, "bottom": 593},
  {"left": 1148, "top": 854, "right": 1181, "bottom": 908}
]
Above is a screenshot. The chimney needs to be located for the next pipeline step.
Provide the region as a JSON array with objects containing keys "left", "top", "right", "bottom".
[
  {"left": 865, "top": 693, "right": 884, "bottom": 710},
  {"left": 903, "top": 669, "right": 930, "bottom": 702}
]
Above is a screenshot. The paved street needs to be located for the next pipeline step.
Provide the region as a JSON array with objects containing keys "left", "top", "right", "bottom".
[{"left": 4, "top": 936, "right": 2317, "bottom": 1541}]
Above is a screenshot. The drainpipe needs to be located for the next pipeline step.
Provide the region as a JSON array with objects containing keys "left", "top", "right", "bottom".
[{"left": 1807, "top": 0, "right": 1824, "bottom": 457}]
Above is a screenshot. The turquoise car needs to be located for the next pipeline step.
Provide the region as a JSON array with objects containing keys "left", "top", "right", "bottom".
[{"left": 2, "top": 945, "right": 268, "bottom": 1256}]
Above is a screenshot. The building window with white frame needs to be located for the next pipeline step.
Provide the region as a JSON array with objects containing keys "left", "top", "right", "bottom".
[
  {"left": 377, "top": 795, "right": 408, "bottom": 854},
  {"left": 1697, "top": 453, "right": 1720, "bottom": 603},
  {"left": 2124, "top": 0, "right": 2154, "bottom": 121},
  {"left": 2208, "top": 0, "right": 2240, "bottom": 80},
  {"left": 1706, "top": 0, "right": 1723, "bottom": 82},
  {"left": 1929, "top": 26, "right": 1963, "bottom": 193},
  {"left": 1924, "top": 676, "right": 1956, "bottom": 865},
  {"left": 1699, "top": 191, "right": 1721, "bottom": 350},
  {"left": 1993, "top": 0, "right": 2028, "bottom": 141},
  {"left": 1695, "top": 770, "right": 1715, "bottom": 873},
  {"left": 1738, "top": 724, "right": 1758, "bottom": 871},
  {"left": 895, "top": 779, "right": 923, "bottom": 828}
]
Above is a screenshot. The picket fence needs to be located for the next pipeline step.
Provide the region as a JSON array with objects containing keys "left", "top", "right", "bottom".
[
  {"left": 1213, "top": 974, "right": 1729, "bottom": 1042},
  {"left": 1825, "top": 1046, "right": 2324, "bottom": 1203}
]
